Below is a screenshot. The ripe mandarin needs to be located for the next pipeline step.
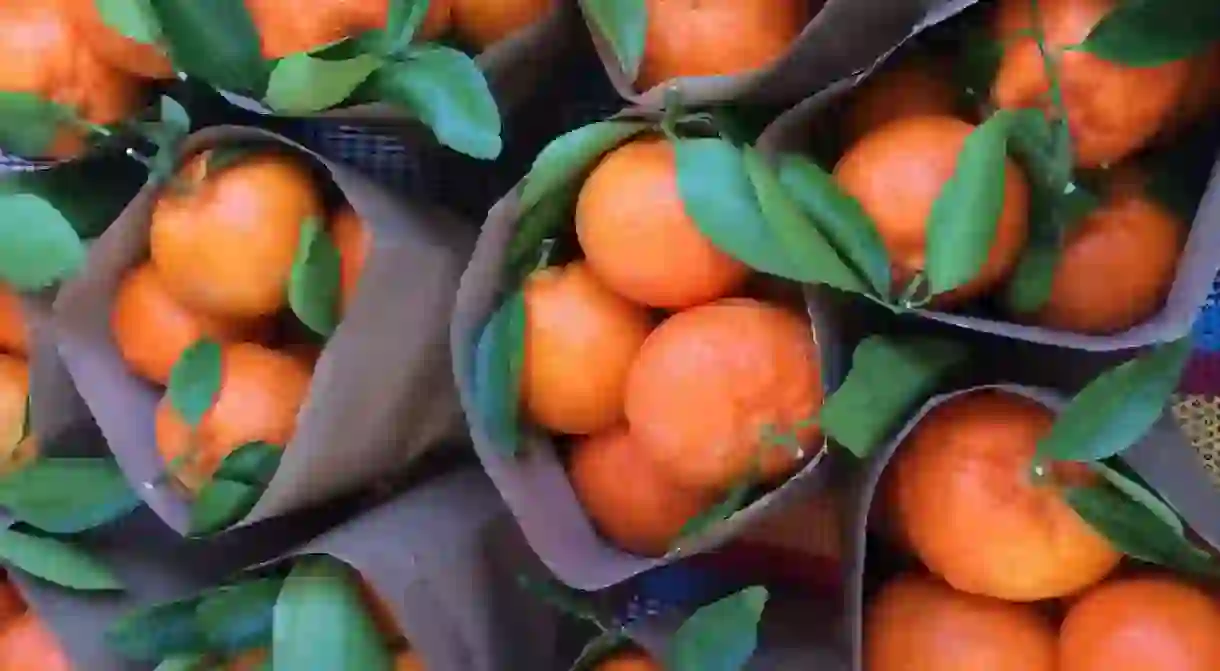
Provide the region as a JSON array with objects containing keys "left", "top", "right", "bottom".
[
  {"left": 0, "top": 286, "right": 25, "bottom": 357},
  {"left": 245, "top": 0, "right": 388, "bottom": 59},
  {"left": 330, "top": 204, "right": 372, "bottom": 313},
  {"left": 594, "top": 650, "right": 663, "bottom": 671},
  {"left": 396, "top": 649, "right": 427, "bottom": 671},
  {"left": 60, "top": 0, "right": 174, "bottom": 78},
  {"left": 451, "top": 0, "right": 552, "bottom": 49},
  {"left": 0, "top": 613, "right": 69, "bottom": 671},
  {"left": 842, "top": 55, "right": 962, "bottom": 144},
  {"left": 0, "top": 355, "right": 28, "bottom": 453}
]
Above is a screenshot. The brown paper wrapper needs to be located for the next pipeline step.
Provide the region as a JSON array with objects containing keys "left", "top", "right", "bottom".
[{"left": 52, "top": 125, "right": 473, "bottom": 534}]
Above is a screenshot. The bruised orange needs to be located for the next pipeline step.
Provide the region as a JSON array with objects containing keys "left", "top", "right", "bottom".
[
  {"left": 395, "top": 649, "right": 426, "bottom": 671},
  {"left": 569, "top": 427, "right": 715, "bottom": 557},
  {"left": 636, "top": 0, "right": 808, "bottom": 90},
  {"left": 594, "top": 649, "right": 663, "bottom": 671},
  {"left": 0, "top": 355, "right": 28, "bottom": 455},
  {"left": 992, "top": 0, "right": 1191, "bottom": 168},
  {"left": 451, "top": 0, "right": 552, "bottom": 50},
  {"left": 0, "top": 286, "right": 25, "bottom": 357},
  {"left": 522, "top": 262, "right": 652, "bottom": 436},
  {"left": 0, "top": 579, "right": 25, "bottom": 629},
  {"left": 576, "top": 138, "right": 750, "bottom": 309},
  {"left": 59, "top": 0, "right": 174, "bottom": 79},
  {"left": 330, "top": 204, "right": 371, "bottom": 313},
  {"left": 889, "top": 390, "right": 1120, "bottom": 602},
  {"left": 155, "top": 343, "right": 312, "bottom": 493},
  {"left": 150, "top": 151, "right": 322, "bottom": 321},
  {"left": 1060, "top": 576, "right": 1220, "bottom": 671},
  {"left": 0, "top": 613, "right": 70, "bottom": 671},
  {"left": 625, "top": 299, "right": 822, "bottom": 493},
  {"left": 865, "top": 573, "right": 1056, "bottom": 671},
  {"left": 834, "top": 115, "right": 1030, "bottom": 305},
  {"left": 843, "top": 55, "right": 962, "bottom": 144}
]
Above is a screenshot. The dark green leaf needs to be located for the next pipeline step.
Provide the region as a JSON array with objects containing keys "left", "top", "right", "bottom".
[
  {"left": 168, "top": 339, "right": 222, "bottom": 428},
  {"left": 0, "top": 529, "right": 122, "bottom": 591},
  {"left": 273, "top": 557, "right": 394, "bottom": 671},
  {"left": 96, "top": 0, "right": 162, "bottom": 45},
  {"left": 264, "top": 53, "right": 381, "bottom": 114},
  {"left": 822, "top": 336, "right": 970, "bottom": 459},
  {"left": 140, "top": 96, "right": 192, "bottom": 186},
  {"left": 152, "top": 0, "right": 270, "bottom": 94},
  {"left": 107, "top": 596, "right": 208, "bottom": 661},
  {"left": 1004, "top": 237, "right": 1063, "bottom": 314},
  {"left": 289, "top": 216, "right": 342, "bottom": 337},
  {"left": 956, "top": 27, "right": 1003, "bottom": 107},
  {"left": 0, "top": 92, "right": 77, "bottom": 158},
  {"left": 666, "top": 587, "right": 768, "bottom": 671},
  {"left": 675, "top": 479, "right": 753, "bottom": 549},
  {"left": 189, "top": 479, "right": 262, "bottom": 536},
  {"left": 520, "top": 121, "right": 651, "bottom": 213},
  {"left": 0, "top": 158, "right": 145, "bottom": 240},
  {"left": 505, "top": 184, "right": 578, "bottom": 285},
  {"left": 154, "top": 655, "right": 210, "bottom": 671},
  {"left": 581, "top": 0, "right": 648, "bottom": 81},
  {"left": 1037, "top": 339, "right": 1192, "bottom": 462},
  {"left": 0, "top": 458, "right": 140, "bottom": 534},
  {"left": 0, "top": 193, "right": 87, "bottom": 290},
  {"left": 471, "top": 292, "right": 525, "bottom": 456},
  {"left": 569, "top": 630, "right": 632, "bottom": 671},
  {"left": 369, "top": 46, "right": 501, "bottom": 159},
  {"left": 1078, "top": 0, "right": 1220, "bottom": 67},
  {"left": 361, "top": 0, "right": 431, "bottom": 56},
  {"left": 214, "top": 442, "right": 282, "bottom": 487},
  {"left": 1092, "top": 461, "right": 1184, "bottom": 536},
  {"left": 197, "top": 579, "right": 282, "bottom": 654}
]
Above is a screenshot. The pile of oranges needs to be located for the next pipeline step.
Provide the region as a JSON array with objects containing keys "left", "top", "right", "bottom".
[
  {"left": 0, "top": 575, "right": 70, "bottom": 671},
  {"left": 110, "top": 149, "right": 368, "bottom": 495},
  {"left": 0, "top": 286, "right": 34, "bottom": 476},
  {"left": 521, "top": 136, "right": 825, "bottom": 557}
]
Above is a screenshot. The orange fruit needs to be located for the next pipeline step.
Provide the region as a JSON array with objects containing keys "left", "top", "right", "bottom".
[
  {"left": 227, "top": 648, "right": 268, "bottom": 671},
  {"left": 1160, "top": 44, "right": 1220, "bottom": 140},
  {"left": 155, "top": 343, "right": 312, "bottom": 494},
  {"left": 395, "top": 649, "right": 426, "bottom": 671},
  {"left": 843, "top": 55, "right": 962, "bottom": 144},
  {"left": 636, "top": 0, "right": 808, "bottom": 89},
  {"left": 357, "top": 574, "right": 403, "bottom": 644},
  {"left": 834, "top": 115, "right": 1030, "bottom": 305},
  {"left": 0, "top": 286, "right": 25, "bottom": 357},
  {"left": 0, "top": 2, "right": 144, "bottom": 159},
  {"left": 0, "top": 579, "right": 25, "bottom": 628},
  {"left": 0, "top": 355, "right": 28, "bottom": 454},
  {"left": 111, "top": 263, "right": 264, "bottom": 385},
  {"left": 576, "top": 138, "right": 750, "bottom": 309},
  {"left": 59, "top": 0, "right": 174, "bottom": 79},
  {"left": 245, "top": 0, "right": 452, "bottom": 59},
  {"left": 522, "top": 262, "right": 652, "bottom": 436},
  {"left": 150, "top": 151, "right": 322, "bottom": 321},
  {"left": 1061, "top": 576, "right": 1220, "bottom": 671},
  {"left": 992, "top": 0, "right": 1191, "bottom": 168},
  {"left": 889, "top": 390, "right": 1121, "bottom": 602},
  {"left": 330, "top": 204, "right": 371, "bottom": 313},
  {"left": 594, "top": 649, "right": 663, "bottom": 671},
  {"left": 0, "top": 613, "right": 70, "bottom": 671},
  {"left": 865, "top": 573, "right": 1056, "bottom": 671},
  {"left": 569, "top": 427, "right": 715, "bottom": 557},
  {"left": 625, "top": 298, "right": 822, "bottom": 493},
  {"left": 451, "top": 0, "right": 552, "bottom": 50}
]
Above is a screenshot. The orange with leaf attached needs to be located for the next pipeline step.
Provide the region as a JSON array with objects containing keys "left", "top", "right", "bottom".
[
  {"left": 0, "top": 613, "right": 71, "bottom": 671},
  {"left": 59, "top": 0, "right": 174, "bottom": 79},
  {"left": 842, "top": 55, "right": 962, "bottom": 144},
  {"left": 594, "top": 649, "right": 663, "bottom": 671},
  {"left": 451, "top": 0, "right": 552, "bottom": 50},
  {"left": 244, "top": 0, "right": 451, "bottom": 59},
  {"left": 0, "top": 286, "right": 26, "bottom": 358}
]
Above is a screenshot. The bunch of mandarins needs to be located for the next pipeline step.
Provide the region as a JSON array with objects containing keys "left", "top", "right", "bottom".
[
  {"left": 520, "top": 135, "right": 825, "bottom": 557},
  {"left": 109, "top": 149, "right": 368, "bottom": 495},
  {"left": 866, "top": 388, "right": 1220, "bottom": 671},
  {"left": 0, "top": 574, "right": 70, "bottom": 671}
]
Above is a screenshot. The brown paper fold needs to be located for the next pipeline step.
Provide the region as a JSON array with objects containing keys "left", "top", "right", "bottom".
[{"left": 52, "top": 125, "right": 473, "bottom": 534}]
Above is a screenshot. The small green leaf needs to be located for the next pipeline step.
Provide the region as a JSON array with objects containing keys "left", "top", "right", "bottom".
[
  {"left": 0, "top": 529, "right": 122, "bottom": 591},
  {"left": 0, "top": 458, "right": 141, "bottom": 534},
  {"left": 289, "top": 216, "right": 342, "bottom": 337},
  {"left": 361, "top": 0, "right": 431, "bottom": 56},
  {"left": 264, "top": 53, "right": 382, "bottom": 114},
  {"left": 505, "top": 184, "right": 578, "bottom": 285},
  {"left": 189, "top": 479, "right": 262, "bottom": 536},
  {"left": 196, "top": 579, "right": 282, "bottom": 654},
  {"left": 154, "top": 0, "right": 271, "bottom": 94},
  {"left": 273, "top": 557, "right": 394, "bottom": 671},
  {"left": 1037, "top": 339, "right": 1192, "bottom": 462},
  {"left": 159, "top": 95, "right": 192, "bottom": 135},
  {"left": 1004, "top": 236, "right": 1062, "bottom": 314},
  {"left": 471, "top": 292, "right": 525, "bottom": 456},
  {"left": 369, "top": 45, "right": 502, "bottom": 159},
  {"left": 581, "top": 0, "right": 648, "bottom": 81},
  {"left": 96, "top": 0, "right": 162, "bottom": 45},
  {"left": 168, "top": 339, "right": 222, "bottom": 427},
  {"left": 666, "top": 587, "right": 768, "bottom": 671},
  {"left": 154, "top": 655, "right": 210, "bottom": 671},
  {"left": 0, "top": 92, "right": 77, "bottom": 158},
  {"left": 520, "top": 121, "right": 651, "bottom": 213},
  {"left": 822, "top": 336, "right": 970, "bottom": 459},
  {"left": 214, "top": 442, "right": 283, "bottom": 486},
  {"left": 1092, "top": 461, "right": 1185, "bottom": 537},
  {"left": 1078, "top": 0, "right": 1220, "bottom": 67},
  {"left": 569, "top": 630, "right": 632, "bottom": 671},
  {"left": 0, "top": 193, "right": 87, "bottom": 290},
  {"left": 675, "top": 479, "right": 752, "bottom": 549},
  {"left": 108, "top": 596, "right": 208, "bottom": 661}
]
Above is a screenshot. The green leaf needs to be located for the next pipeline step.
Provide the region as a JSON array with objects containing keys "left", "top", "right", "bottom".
[
  {"left": 0, "top": 194, "right": 87, "bottom": 290},
  {"left": 1092, "top": 461, "right": 1185, "bottom": 537},
  {"left": 168, "top": 339, "right": 222, "bottom": 428},
  {"left": 289, "top": 216, "right": 342, "bottom": 337},
  {"left": 0, "top": 529, "right": 122, "bottom": 591},
  {"left": 505, "top": 184, "right": 578, "bottom": 285},
  {"left": 743, "top": 148, "right": 869, "bottom": 293},
  {"left": 666, "top": 587, "right": 768, "bottom": 671},
  {"left": 581, "top": 0, "right": 648, "bottom": 81},
  {"left": 264, "top": 53, "right": 381, "bottom": 114},
  {"left": 471, "top": 292, "right": 525, "bottom": 456},
  {"left": 96, "top": 0, "right": 162, "bottom": 45},
  {"left": 214, "top": 442, "right": 283, "bottom": 487},
  {"left": 159, "top": 95, "right": 191, "bottom": 135},
  {"left": 189, "top": 479, "right": 262, "bottom": 536},
  {"left": 108, "top": 596, "right": 208, "bottom": 661},
  {"left": 520, "top": 121, "right": 651, "bottom": 213},
  {"left": 1078, "top": 0, "right": 1220, "bottom": 67},
  {"left": 776, "top": 153, "right": 892, "bottom": 297},
  {"left": 154, "top": 655, "right": 210, "bottom": 671},
  {"left": 925, "top": 111, "right": 1021, "bottom": 297},
  {"left": 361, "top": 0, "right": 431, "bottom": 56},
  {"left": 0, "top": 92, "right": 77, "bottom": 158},
  {"left": 369, "top": 45, "right": 502, "bottom": 159},
  {"left": 1037, "top": 339, "right": 1192, "bottom": 462},
  {"left": 956, "top": 26, "right": 1003, "bottom": 108},
  {"left": 0, "top": 157, "right": 145, "bottom": 240},
  {"left": 0, "top": 458, "right": 141, "bottom": 534},
  {"left": 196, "top": 579, "right": 282, "bottom": 654},
  {"left": 675, "top": 479, "right": 753, "bottom": 549},
  {"left": 153, "top": 0, "right": 270, "bottom": 94},
  {"left": 273, "top": 557, "right": 394, "bottom": 671},
  {"left": 822, "top": 336, "right": 970, "bottom": 459},
  {"left": 569, "top": 630, "right": 632, "bottom": 671}
]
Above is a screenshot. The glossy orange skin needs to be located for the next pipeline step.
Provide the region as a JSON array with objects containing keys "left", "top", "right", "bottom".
[
  {"left": 1061, "top": 576, "right": 1220, "bottom": 671},
  {"left": 625, "top": 299, "right": 822, "bottom": 493},
  {"left": 866, "top": 574, "right": 1057, "bottom": 671},
  {"left": 451, "top": 0, "right": 551, "bottom": 49},
  {"left": 843, "top": 56, "right": 962, "bottom": 144},
  {"left": 992, "top": 0, "right": 1191, "bottom": 168},
  {"left": 0, "top": 613, "right": 71, "bottom": 671},
  {"left": 522, "top": 263, "right": 652, "bottom": 436},
  {"left": 0, "top": 2, "right": 143, "bottom": 159},
  {"left": 395, "top": 649, "right": 426, "bottom": 671},
  {"left": 890, "top": 390, "right": 1121, "bottom": 602},
  {"left": 0, "top": 580, "right": 26, "bottom": 628},
  {"left": 576, "top": 138, "right": 750, "bottom": 309},
  {"left": 594, "top": 650, "right": 663, "bottom": 671},
  {"left": 636, "top": 0, "right": 808, "bottom": 89},
  {"left": 155, "top": 343, "right": 312, "bottom": 493},
  {"left": 330, "top": 204, "right": 372, "bottom": 314},
  {"left": 59, "top": 0, "right": 173, "bottom": 79},
  {"left": 150, "top": 151, "right": 322, "bottom": 321},
  {"left": 245, "top": 0, "right": 451, "bottom": 59},
  {"left": 569, "top": 427, "right": 714, "bottom": 557},
  {"left": 834, "top": 115, "right": 1030, "bottom": 305},
  {"left": 0, "top": 286, "right": 25, "bottom": 357},
  {"left": 0, "top": 356, "right": 28, "bottom": 455}
]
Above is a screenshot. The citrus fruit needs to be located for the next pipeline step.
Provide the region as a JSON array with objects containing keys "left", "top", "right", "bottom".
[
  {"left": 111, "top": 263, "right": 264, "bottom": 385},
  {"left": 358, "top": 574, "right": 402, "bottom": 644},
  {"left": 889, "top": 389, "right": 1121, "bottom": 602},
  {"left": 227, "top": 648, "right": 268, "bottom": 671},
  {"left": 636, "top": 0, "right": 808, "bottom": 89},
  {"left": 155, "top": 343, "right": 313, "bottom": 493},
  {"left": 0, "top": 2, "right": 144, "bottom": 159},
  {"left": 0, "top": 356, "right": 28, "bottom": 456},
  {"left": 330, "top": 204, "right": 371, "bottom": 313},
  {"left": 0, "top": 613, "right": 70, "bottom": 671},
  {"left": 625, "top": 298, "right": 822, "bottom": 492},
  {"left": 0, "top": 579, "right": 25, "bottom": 628},
  {"left": 150, "top": 151, "right": 322, "bottom": 320},
  {"left": 244, "top": 0, "right": 376, "bottom": 59},
  {"left": 396, "top": 649, "right": 426, "bottom": 671},
  {"left": 451, "top": 0, "right": 553, "bottom": 50},
  {"left": 522, "top": 262, "right": 652, "bottom": 436},
  {"left": 843, "top": 55, "right": 962, "bottom": 144},
  {"left": 594, "top": 649, "right": 662, "bottom": 671},
  {"left": 1060, "top": 576, "right": 1220, "bottom": 671},
  {"left": 992, "top": 0, "right": 1191, "bottom": 168},
  {"left": 569, "top": 427, "right": 715, "bottom": 556},
  {"left": 834, "top": 115, "right": 1030, "bottom": 305},
  {"left": 1159, "top": 44, "right": 1220, "bottom": 140},
  {"left": 576, "top": 138, "right": 750, "bottom": 309},
  {"left": 865, "top": 573, "right": 1056, "bottom": 671},
  {"left": 0, "top": 286, "right": 25, "bottom": 357},
  {"left": 60, "top": 0, "right": 174, "bottom": 79}
]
